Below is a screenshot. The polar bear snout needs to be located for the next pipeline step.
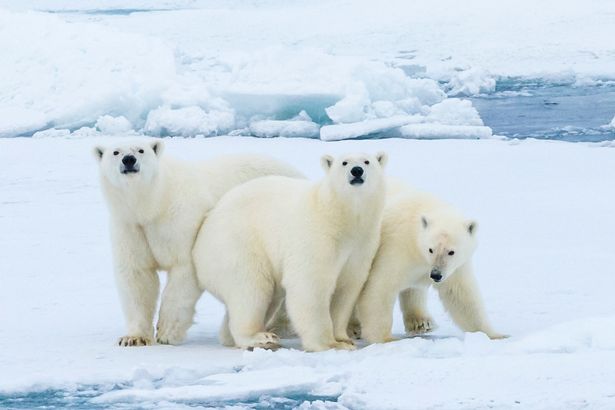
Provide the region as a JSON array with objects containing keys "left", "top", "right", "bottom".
[
  {"left": 121, "top": 155, "right": 139, "bottom": 174},
  {"left": 430, "top": 268, "right": 443, "bottom": 283},
  {"left": 349, "top": 166, "right": 365, "bottom": 185}
]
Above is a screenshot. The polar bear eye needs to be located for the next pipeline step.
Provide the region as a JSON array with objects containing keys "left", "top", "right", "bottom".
[
  {"left": 429, "top": 248, "right": 433, "bottom": 254},
  {"left": 138, "top": 149, "right": 144, "bottom": 154},
  {"left": 448, "top": 251, "right": 455, "bottom": 256},
  {"left": 364, "top": 160, "right": 369, "bottom": 165},
  {"left": 113, "top": 151, "right": 119, "bottom": 156},
  {"left": 342, "top": 161, "right": 348, "bottom": 166}
]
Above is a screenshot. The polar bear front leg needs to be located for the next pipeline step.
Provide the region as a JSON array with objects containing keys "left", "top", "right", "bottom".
[
  {"left": 112, "top": 223, "right": 159, "bottom": 346},
  {"left": 330, "top": 255, "right": 373, "bottom": 344},
  {"left": 284, "top": 271, "right": 353, "bottom": 352},
  {"left": 156, "top": 263, "right": 203, "bottom": 345},
  {"left": 436, "top": 264, "right": 507, "bottom": 340},
  {"left": 399, "top": 288, "right": 437, "bottom": 334}
]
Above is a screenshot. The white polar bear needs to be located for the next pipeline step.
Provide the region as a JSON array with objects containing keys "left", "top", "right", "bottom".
[
  {"left": 93, "top": 139, "right": 302, "bottom": 346},
  {"left": 192, "top": 152, "right": 387, "bottom": 351},
  {"left": 356, "top": 181, "right": 506, "bottom": 343}
]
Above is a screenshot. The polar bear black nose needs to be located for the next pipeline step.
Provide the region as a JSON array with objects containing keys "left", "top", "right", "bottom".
[
  {"left": 430, "top": 268, "right": 443, "bottom": 282},
  {"left": 351, "top": 166, "right": 364, "bottom": 177},
  {"left": 122, "top": 155, "right": 137, "bottom": 166}
]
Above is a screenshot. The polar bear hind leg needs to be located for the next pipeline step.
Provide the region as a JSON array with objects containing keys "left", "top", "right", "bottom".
[
  {"left": 156, "top": 263, "right": 203, "bottom": 344},
  {"left": 225, "top": 268, "right": 280, "bottom": 350}
]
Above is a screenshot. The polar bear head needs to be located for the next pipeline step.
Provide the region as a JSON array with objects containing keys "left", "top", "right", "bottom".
[
  {"left": 93, "top": 139, "right": 164, "bottom": 188},
  {"left": 320, "top": 152, "right": 387, "bottom": 197},
  {"left": 417, "top": 211, "right": 477, "bottom": 283}
]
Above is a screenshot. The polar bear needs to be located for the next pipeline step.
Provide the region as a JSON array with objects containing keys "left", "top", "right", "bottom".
[
  {"left": 93, "top": 139, "right": 302, "bottom": 346},
  {"left": 356, "top": 181, "right": 506, "bottom": 343},
  {"left": 192, "top": 152, "right": 387, "bottom": 351}
]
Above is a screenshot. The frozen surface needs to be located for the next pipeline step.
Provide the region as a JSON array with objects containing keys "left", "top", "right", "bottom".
[
  {"left": 1, "top": 137, "right": 615, "bottom": 409},
  {"left": 2, "top": 0, "right": 615, "bottom": 139}
]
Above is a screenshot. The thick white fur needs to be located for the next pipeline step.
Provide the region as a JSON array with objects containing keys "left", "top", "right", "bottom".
[
  {"left": 193, "top": 153, "right": 387, "bottom": 351},
  {"left": 356, "top": 180, "right": 505, "bottom": 343},
  {"left": 94, "top": 139, "right": 302, "bottom": 346}
]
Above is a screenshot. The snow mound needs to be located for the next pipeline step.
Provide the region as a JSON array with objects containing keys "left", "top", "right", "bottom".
[
  {"left": 144, "top": 105, "right": 235, "bottom": 137},
  {"left": 510, "top": 317, "right": 615, "bottom": 354},
  {"left": 249, "top": 111, "right": 320, "bottom": 138},
  {"left": 31, "top": 128, "right": 71, "bottom": 139},
  {"left": 397, "top": 124, "right": 492, "bottom": 139},
  {"left": 321, "top": 99, "right": 491, "bottom": 140},
  {"left": 0, "top": 9, "right": 175, "bottom": 137},
  {"left": 446, "top": 68, "right": 496, "bottom": 96},
  {"left": 320, "top": 116, "right": 421, "bottom": 141},
  {"left": 0, "top": 9, "right": 491, "bottom": 141},
  {"left": 95, "top": 115, "right": 133, "bottom": 135}
]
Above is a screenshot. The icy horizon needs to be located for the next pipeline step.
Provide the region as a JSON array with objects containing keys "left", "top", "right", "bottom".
[{"left": 1, "top": 0, "right": 615, "bottom": 140}]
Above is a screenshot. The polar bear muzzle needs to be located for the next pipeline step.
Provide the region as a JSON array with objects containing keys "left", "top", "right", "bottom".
[
  {"left": 430, "top": 268, "right": 443, "bottom": 283},
  {"left": 349, "top": 166, "right": 364, "bottom": 185},
  {"left": 121, "top": 154, "right": 140, "bottom": 174}
]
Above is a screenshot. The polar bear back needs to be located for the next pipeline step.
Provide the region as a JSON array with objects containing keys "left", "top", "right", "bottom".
[
  {"left": 199, "top": 175, "right": 314, "bottom": 263},
  {"left": 193, "top": 155, "right": 305, "bottom": 203}
]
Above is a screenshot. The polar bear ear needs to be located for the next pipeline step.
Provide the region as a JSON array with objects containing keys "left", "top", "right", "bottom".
[
  {"left": 467, "top": 220, "right": 478, "bottom": 235},
  {"left": 150, "top": 139, "right": 164, "bottom": 156},
  {"left": 421, "top": 216, "right": 428, "bottom": 229},
  {"left": 93, "top": 146, "right": 105, "bottom": 161},
  {"left": 376, "top": 151, "right": 388, "bottom": 167},
  {"left": 320, "top": 154, "right": 334, "bottom": 172}
]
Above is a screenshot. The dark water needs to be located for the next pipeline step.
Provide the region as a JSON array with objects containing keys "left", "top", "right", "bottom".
[
  {"left": 0, "top": 387, "right": 340, "bottom": 409},
  {"left": 471, "top": 79, "right": 615, "bottom": 142}
]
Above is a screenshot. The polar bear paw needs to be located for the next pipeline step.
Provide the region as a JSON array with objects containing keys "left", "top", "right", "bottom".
[
  {"left": 331, "top": 340, "right": 357, "bottom": 351},
  {"left": 244, "top": 332, "right": 281, "bottom": 351},
  {"left": 156, "top": 323, "right": 187, "bottom": 345},
  {"left": 404, "top": 316, "right": 436, "bottom": 334},
  {"left": 486, "top": 331, "right": 510, "bottom": 340},
  {"left": 118, "top": 335, "right": 153, "bottom": 347},
  {"left": 304, "top": 339, "right": 356, "bottom": 352}
]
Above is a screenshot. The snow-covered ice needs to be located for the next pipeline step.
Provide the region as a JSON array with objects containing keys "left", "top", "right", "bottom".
[
  {"left": 2, "top": 0, "right": 615, "bottom": 407},
  {"left": 1, "top": 136, "right": 615, "bottom": 409},
  {"left": 2, "top": 0, "right": 615, "bottom": 139}
]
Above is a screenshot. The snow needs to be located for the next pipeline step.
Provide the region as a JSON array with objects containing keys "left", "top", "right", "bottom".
[
  {"left": 321, "top": 99, "right": 491, "bottom": 141},
  {"left": 320, "top": 116, "right": 421, "bottom": 141},
  {"left": 445, "top": 68, "right": 497, "bottom": 97},
  {"left": 1, "top": 0, "right": 615, "bottom": 406},
  {"left": 249, "top": 112, "right": 321, "bottom": 139},
  {"left": 95, "top": 115, "right": 134, "bottom": 135},
  {"left": 144, "top": 105, "right": 235, "bottom": 137},
  {"left": 0, "top": 8, "right": 175, "bottom": 137},
  {"left": 2, "top": 0, "right": 615, "bottom": 139},
  {"left": 396, "top": 124, "right": 492, "bottom": 140},
  {"left": 1, "top": 136, "right": 615, "bottom": 409}
]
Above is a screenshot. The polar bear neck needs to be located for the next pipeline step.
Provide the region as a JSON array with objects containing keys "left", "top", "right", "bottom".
[
  {"left": 315, "top": 180, "right": 385, "bottom": 234},
  {"left": 102, "top": 162, "right": 171, "bottom": 224}
]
